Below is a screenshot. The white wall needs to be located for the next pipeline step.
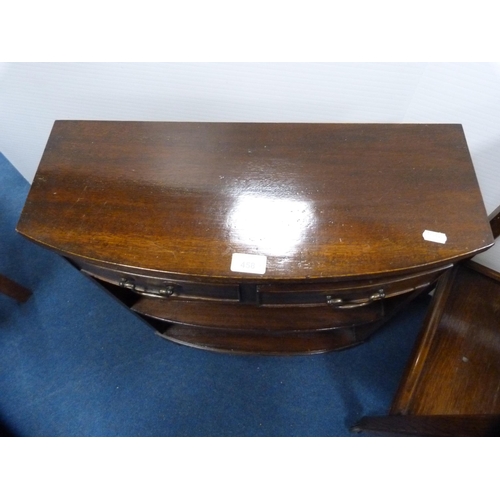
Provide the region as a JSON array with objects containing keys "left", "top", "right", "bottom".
[{"left": 1, "top": 62, "right": 499, "bottom": 267}]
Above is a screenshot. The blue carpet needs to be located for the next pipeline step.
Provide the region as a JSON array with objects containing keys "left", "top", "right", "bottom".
[{"left": 0, "top": 152, "right": 430, "bottom": 436}]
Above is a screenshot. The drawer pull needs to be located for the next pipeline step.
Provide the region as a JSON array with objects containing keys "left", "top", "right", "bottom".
[
  {"left": 119, "top": 278, "right": 174, "bottom": 298},
  {"left": 158, "top": 286, "right": 175, "bottom": 297},
  {"left": 326, "top": 289, "right": 385, "bottom": 309},
  {"left": 119, "top": 278, "right": 136, "bottom": 290}
]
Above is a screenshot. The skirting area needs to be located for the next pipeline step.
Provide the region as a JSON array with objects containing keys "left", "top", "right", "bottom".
[{"left": 0, "top": 152, "right": 430, "bottom": 436}]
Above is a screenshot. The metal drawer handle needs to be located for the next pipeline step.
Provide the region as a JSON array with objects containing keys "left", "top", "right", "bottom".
[
  {"left": 119, "top": 277, "right": 136, "bottom": 290},
  {"left": 119, "top": 278, "right": 174, "bottom": 297},
  {"left": 326, "top": 289, "right": 385, "bottom": 309}
]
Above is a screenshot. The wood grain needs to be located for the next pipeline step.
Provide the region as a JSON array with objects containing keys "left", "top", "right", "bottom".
[
  {"left": 391, "top": 265, "right": 500, "bottom": 416},
  {"left": 16, "top": 122, "right": 494, "bottom": 353},
  {"left": 17, "top": 122, "right": 493, "bottom": 281},
  {"left": 354, "top": 205, "right": 500, "bottom": 435}
]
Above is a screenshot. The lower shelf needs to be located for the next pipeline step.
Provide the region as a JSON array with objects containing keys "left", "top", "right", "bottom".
[
  {"left": 155, "top": 323, "right": 363, "bottom": 355},
  {"left": 89, "top": 276, "right": 430, "bottom": 354},
  {"left": 131, "top": 295, "right": 383, "bottom": 331}
]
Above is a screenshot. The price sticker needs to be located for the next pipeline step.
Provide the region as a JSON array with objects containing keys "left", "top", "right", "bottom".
[
  {"left": 230, "top": 253, "right": 267, "bottom": 275},
  {"left": 422, "top": 230, "right": 447, "bottom": 244}
]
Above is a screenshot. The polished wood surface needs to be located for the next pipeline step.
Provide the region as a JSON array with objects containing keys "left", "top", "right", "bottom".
[
  {"left": 0, "top": 273, "right": 32, "bottom": 303},
  {"left": 16, "top": 121, "right": 494, "bottom": 353},
  {"left": 149, "top": 290, "right": 428, "bottom": 354},
  {"left": 354, "top": 207, "right": 500, "bottom": 435},
  {"left": 393, "top": 265, "right": 500, "bottom": 416},
  {"left": 91, "top": 276, "right": 429, "bottom": 354},
  {"left": 17, "top": 121, "right": 493, "bottom": 281}
]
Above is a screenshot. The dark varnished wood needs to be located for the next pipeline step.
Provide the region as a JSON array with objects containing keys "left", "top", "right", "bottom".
[
  {"left": 157, "top": 325, "right": 363, "bottom": 355},
  {"left": 131, "top": 296, "right": 384, "bottom": 331},
  {"left": 489, "top": 204, "right": 500, "bottom": 240},
  {"left": 0, "top": 273, "right": 32, "bottom": 303},
  {"left": 353, "top": 415, "right": 500, "bottom": 437},
  {"left": 392, "top": 265, "right": 500, "bottom": 416},
  {"left": 17, "top": 121, "right": 493, "bottom": 280},
  {"left": 354, "top": 207, "right": 500, "bottom": 435},
  {"left": 77, "top": 257, "right": 448, "bottom": 306},
  {"left": 87, "top": 273, "right": 431, "bottom": 354},
  {"left": 149, "top": 289, "right": 431, "bottom": 354},
  {"left": 16, "top": 121, "right": 494, "bottom": 353}
]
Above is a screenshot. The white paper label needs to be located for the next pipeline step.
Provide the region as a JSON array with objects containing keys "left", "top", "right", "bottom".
[
  {"left": 422, "top": 230, "right": 447, "bottom": 244},
  {"left": 230, "top": 253, "right": 267, "bottom": 274}
]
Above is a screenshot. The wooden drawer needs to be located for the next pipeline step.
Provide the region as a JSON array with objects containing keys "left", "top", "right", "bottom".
[
  {"left": 76, "top": 258, "right": 448, "bottom": 309},
  {"left": 257, "top": 266, "right": 450, "bottom": 307},
  {"left": 75, "top": 259, "right": 241, "bottom": 302}
]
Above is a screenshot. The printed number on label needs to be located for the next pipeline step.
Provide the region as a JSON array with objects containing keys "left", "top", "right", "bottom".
[{"left": 230, "top": 253, "right": 267, "bottom": 274}]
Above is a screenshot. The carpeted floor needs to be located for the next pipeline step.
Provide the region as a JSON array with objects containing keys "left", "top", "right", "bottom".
[{"left": 0, "top": 152, "right": 430, "bottom": 436}]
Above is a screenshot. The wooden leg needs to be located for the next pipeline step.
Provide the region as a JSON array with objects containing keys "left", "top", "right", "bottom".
[
  {"left": 352, "top": 415, "right": 500, "bottom": 437},
  {"left": 0, "top": 274, "right": 32, "bottom": 303}
]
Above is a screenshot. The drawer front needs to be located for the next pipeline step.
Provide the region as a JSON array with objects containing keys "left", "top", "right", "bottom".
[
  {"left": 257, "top": 267, "right": 449, "bottom": 307},
  {"left": 75, "top": 260, "right": 240, "bottom": 302},
  {"left": 73, "top": 258, "right": 448, "bottom": 308}
]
